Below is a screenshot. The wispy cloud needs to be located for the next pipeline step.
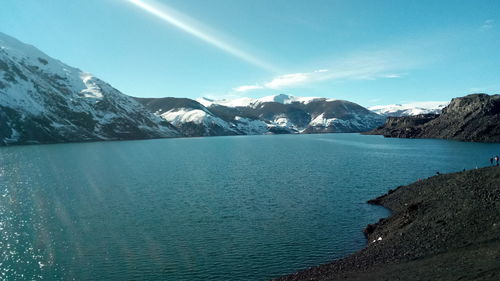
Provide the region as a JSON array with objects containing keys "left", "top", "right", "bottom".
[
  {"left": 481, "top": 19, "right": 495, "bottom": 30},
  {"left": 233, "top": 51, "right": 416, "bottom": 92},
  {"left": 233, "top": 85, "right": 263, "bottom": 92},
  {"left": 468, "top": 84, "right": 500, "bottom": 94},
  {"left": 264, "top": 72, "right": 312, "bottom": 89},
  {"left": 381, "top": 73, "right": 402, "bottom": 78},
  {"left": 127, "top": 0, "right": 279, "bottom": 72}
]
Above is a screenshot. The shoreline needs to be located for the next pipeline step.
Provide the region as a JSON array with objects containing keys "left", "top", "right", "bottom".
[{"left": 274, "top": 166, "right": 500, "bottom": 280}]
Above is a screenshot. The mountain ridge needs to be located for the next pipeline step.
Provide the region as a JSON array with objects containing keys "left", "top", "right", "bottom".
[
  {"left": 136, "top": 95, "right": 386, "bottom": 137},
  {"left": 369, "top": 101, "right": 448, "bottom": 117},
  {"left": 5, "top": 31, "right": 490, "bottom": 145},
  {"left": 0, "top": 32, "right": 180, "bottom": 145}
]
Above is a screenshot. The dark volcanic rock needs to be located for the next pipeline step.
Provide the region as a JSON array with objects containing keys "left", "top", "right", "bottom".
[
  {"left": 422, "top": 94, "right": 500, "bottom": 142},
  {"left": 366, "top": 94, "right": 500, "bottom": 142},
  {"left": 365, "top": 114, "right": 438, "bottom": 138},
  {"left": 275, "top": 166, "right": 500, "bottom": 281}
]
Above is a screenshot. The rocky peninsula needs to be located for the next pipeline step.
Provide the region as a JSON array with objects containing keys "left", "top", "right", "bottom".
[
  {"left": 275, "top": 166, "right": 500, "bottom": 280},
  {"left": 366, "top": 94, "right": 500, "bottom": 142}
]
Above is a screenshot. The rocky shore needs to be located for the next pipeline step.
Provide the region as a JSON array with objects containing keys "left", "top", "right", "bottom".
[{"left": 275, "top": 166, "right": 500, "bottom": 280}]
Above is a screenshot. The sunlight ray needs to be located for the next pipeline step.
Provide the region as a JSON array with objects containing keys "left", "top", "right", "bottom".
[{"left": 127, "top": 0, "right": 279, "bottom": 73}]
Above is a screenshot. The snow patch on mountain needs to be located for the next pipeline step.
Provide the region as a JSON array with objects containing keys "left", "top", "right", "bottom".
[
  {"left": 309, "top": 113, "right": 377, "bottom": 131},
  {"left": 273, "top": 116, "right": 295, "bottom": 128},
  {"left": 80, "top": 72, "right": 104, "bottom": 99},
  {"left": 234, "top": 117, "right": 269, "bottom": 134},
  {"left": 309, "top": 113, "right": 336, "bottom": 127},
  {"left": 196, "top": 97, "right": 255, "bottom": 108},
  {"left": 161, "top": 108, "right": 232, "bottom": 130},
  {"left": 369, "top": 102, "right": 448, "bottom": 116}
]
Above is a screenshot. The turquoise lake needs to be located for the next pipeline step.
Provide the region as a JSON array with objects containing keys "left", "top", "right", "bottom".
[{"left": 1, "top": 133, "right": 499, "bottom": 280}]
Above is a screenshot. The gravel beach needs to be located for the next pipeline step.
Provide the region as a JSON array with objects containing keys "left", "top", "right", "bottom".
[{"left": 275, "top": 166, "right": 500, "bottom": 280}]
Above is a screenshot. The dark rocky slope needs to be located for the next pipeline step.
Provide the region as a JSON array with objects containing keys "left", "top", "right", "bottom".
[
  {"left": 366, "top": 114, "right": 439, "bottom": 138},
  {"left": 366, "top": 94, "right": 500, "bottom": 142},
  {"left": 275, "top": 166, "right": 500, "bottom": 281}
]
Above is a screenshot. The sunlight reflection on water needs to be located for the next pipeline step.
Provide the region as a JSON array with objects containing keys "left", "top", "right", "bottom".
[{"left": 0, "top": 134, "right": 499, "bottom": 280}]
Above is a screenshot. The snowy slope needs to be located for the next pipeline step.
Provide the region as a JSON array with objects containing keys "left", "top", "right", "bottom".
[
  {"left": 369, "top": 102, "right": 448, "bottom": 117},
  {"left": 161, "top": 107, "right": 239, "bottom": 136},
  {"left": 0, "top": 32, "right": 179, "bottom": 145}
]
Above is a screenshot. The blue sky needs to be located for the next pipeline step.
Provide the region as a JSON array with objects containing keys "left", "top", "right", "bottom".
[{"left": 1, "top": 0, "right": 499, "bottom": 106}]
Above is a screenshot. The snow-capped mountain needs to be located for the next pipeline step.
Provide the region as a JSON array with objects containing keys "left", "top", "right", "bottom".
[
  {"left": 196, "top": 97, "right": 255, "bottom": 108},
  {"left": 246, "top": 96, "right": 385, "bottom": 133},
  {"left": 0, "top": 32, "right": 385, "bottom": 144},
  {"left": 0, "top": 32, "right": 179, "bottom": 145},
  {"left": 139, "top": 94, "right": 385, "bottom": 137},
  {"left": 369, "top": 101, "right": 448, "bottom": 117},
  {"left": 196, "top": 94, "right": 336, "bottom": 108}
]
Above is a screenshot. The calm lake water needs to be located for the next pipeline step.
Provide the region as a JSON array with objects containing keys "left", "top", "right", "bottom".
[{"left": 1, "top": 134, "right": 499, "bottom": 280}]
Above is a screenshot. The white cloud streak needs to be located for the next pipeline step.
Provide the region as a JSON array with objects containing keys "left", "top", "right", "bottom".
[
  {"left": 234, "top": 51, "right": 416, "bottom": 92},
  {"left": 233, "top": 85, "right": 263, "bottom": 92},
  {"left": 481, "top": 19, "right": 494, "bottom": 30},
  {"left": 264, "top": 73, "right": 311, "bottom": 89},
  {"left": 127, "top": 0, "right": 278, "bottom": 72}
]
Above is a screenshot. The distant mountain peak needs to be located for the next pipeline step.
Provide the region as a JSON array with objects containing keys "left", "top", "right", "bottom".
[{"left": 195, "top": 94, "right": 338, "bottom": 109}]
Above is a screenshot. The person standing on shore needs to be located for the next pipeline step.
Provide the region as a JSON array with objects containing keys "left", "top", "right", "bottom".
[
  {"left": 496, "top": 156, "right": 500, "bottom": 166},
  {"left": 491, "top": 157, "right": 494, "bottom": 165}
]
